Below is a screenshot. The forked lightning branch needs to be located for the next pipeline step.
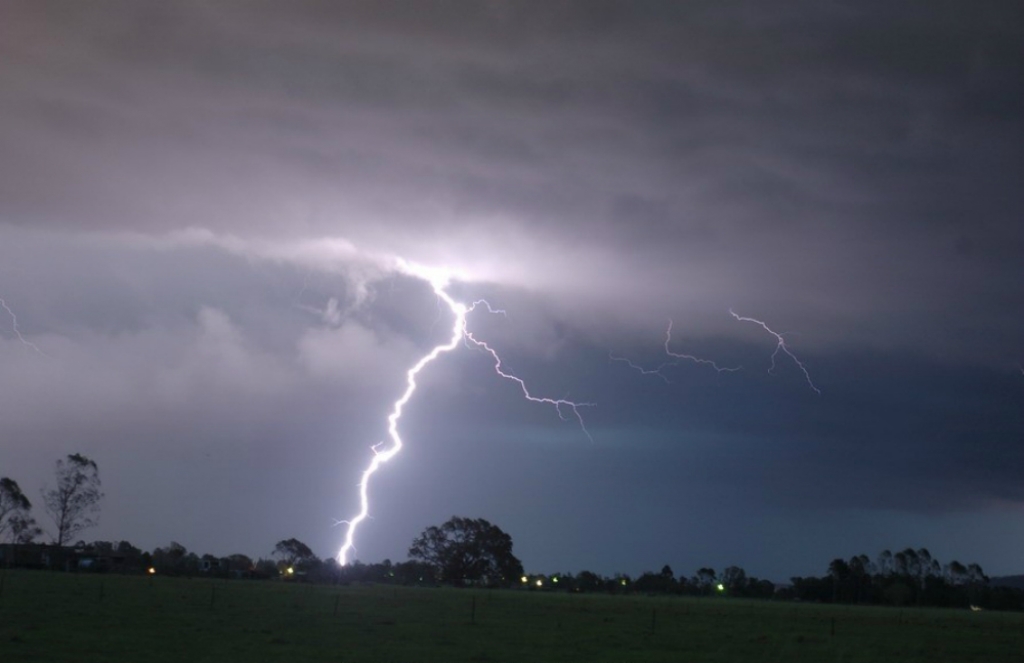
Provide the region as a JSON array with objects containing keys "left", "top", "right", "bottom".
[
  {"left": 335, "top": 271, "right": 592, "bottom": 565},
  {"left": 334, "top": 264, "right": 821, "bottom": 565}
]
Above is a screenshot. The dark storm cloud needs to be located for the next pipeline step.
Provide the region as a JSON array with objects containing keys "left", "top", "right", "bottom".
[
  {"left": 2, "top": 0, "right": 1020, "bottom": 363},
  {"left": 422, "top": 331, "right": 1024, "bottom": 511},
  {"left": 1, "top": 2, "right": 1022, "bottom": 579}
]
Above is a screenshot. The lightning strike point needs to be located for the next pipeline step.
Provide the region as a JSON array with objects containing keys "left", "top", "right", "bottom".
[
  {"left": 336, "top": 279, "right": 592, "bottom": 565},
  {"left": 729, "top": 309, "right": 820, "bottom": 394}
]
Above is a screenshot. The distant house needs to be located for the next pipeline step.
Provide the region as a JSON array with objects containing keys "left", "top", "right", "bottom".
[{"left": 199, "top": 556, "right": 226, "bottom": 574}]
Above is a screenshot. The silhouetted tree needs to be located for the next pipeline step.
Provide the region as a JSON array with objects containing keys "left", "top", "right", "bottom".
[
  {"left": 116, "top": 540, "right": 142, "bottom": 557},
  {"left": 828, "top": 558, "right": 851, "bottom": 602},
  {"left": 788, "top": 548, "right": 1015, "bottom": 610},
  {"left": 848, "top": 554, "right": 874, "bottom": 603},
  {"left": 634, "top": 564, "right": 680, "bottom": 594},
  {"left": 877, "top": 549, "right": 893, "bottom": 576},
  {"left": 946, "top": 560, "right": 968, "bottom": 585},
  {"left": 721, "top": 566, "right": 748, "bottom": 594},
  {"left": 408, "top": 516, "right": 523, "bottom": 586},
  {"left": 965, "top": 562, "right": 988, "bottom": 605},
  {"left": 225, "top": 553, "right": 254, "bottom": 574},
  {"left": 252, "top": 558, "right": 279, "bottom": 578},
  {"left": 898, "top": 547, "right": 920, "bottom": 579},
  {"left": 9, "top": 515, "right": 43, "bottom": 543},
  {"left": 0, "top": 477, "right": 34, "bottom": 542},
  {"left": 42, "top": 453, "right": 104, "bottom": 546},
  {"left": 273, "top": 538, "right": 319, "bottom": 570},
  {"left": 271, "top": 539, "right": 320, "bottom": 579},
  {"left": 308, "top": 557, "right": 341, "bottom": 583},
  {"left": 152, "top": 541, "right": 188, "bottom": 574},
  {"left": 694, "top": 567, "right": 717, "bottom": 595},
  {"left": 914, "top": 547, "right": 935, "bottom": 589},
  {"left": 967, "top": 562, "right": 987, "bottom": 584},
  {"left": 611, "top": 573, "right": 632, "bottom": 593},
  {"left": 575, "top": 570, "right": 604, "bottom": 592}
]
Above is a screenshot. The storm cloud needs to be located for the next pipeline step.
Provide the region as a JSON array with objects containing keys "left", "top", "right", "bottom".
[{"left": 1, "top": 1, "right": 1022, "bottom": 580}]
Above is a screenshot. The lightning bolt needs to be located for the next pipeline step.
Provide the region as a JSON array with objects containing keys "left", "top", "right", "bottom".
[
  {"left": 611, "top": 319, "right": 740, "bottom": 382},
  {"left": 609, "top": 353, "right": 675, "bottom": 383},
  {"left": 0, "top": 297, "right": 48, "bottom": 357},
  {"left": 464, "top": 320, "right": 593, "bottom": 441},
  {"left": 729, "top": 309, "right": 819, "bottom": 394},
  {"left": 336, "top": 276, "right": 591, "bottom": 565}
]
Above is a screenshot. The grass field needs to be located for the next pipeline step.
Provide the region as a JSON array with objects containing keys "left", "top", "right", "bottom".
[{"left": 1, "top": 570, "right": 1021, "bottom": 662}]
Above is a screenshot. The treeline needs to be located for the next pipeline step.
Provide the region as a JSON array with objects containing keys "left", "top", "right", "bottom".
[
  {"left": 5, "top": 461, "right": 1022, "bottom": 613},
  {"left": 5, "top": 537, "right": 1024, "bottom": 611},
  {"left": 1, "top": 537, "right": 440, "bottom": 587},
  {"left": 786, "top": 548, "right": 1023, "bottom": 611},
  {"left": 568, "top": 565, "right": 778, "bottom": 599}
]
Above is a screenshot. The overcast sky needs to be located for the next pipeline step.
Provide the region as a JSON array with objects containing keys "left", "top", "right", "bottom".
[{"left": 1, "top": 1, "right": 1022, "bottom": 581}]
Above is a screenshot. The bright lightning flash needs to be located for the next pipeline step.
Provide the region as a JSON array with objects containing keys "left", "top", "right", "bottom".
[
  {"left": 336, "top": 275, "right": 591, "bottom": 565},
  {"left": 729, "top": 309, "right": 819, "bottom": 394},
  {"left": 611, "top": 319, "right": 740, "bottom": 382},
  {"left": 0, "top": 297, "right": 47, "bottom": 356}
]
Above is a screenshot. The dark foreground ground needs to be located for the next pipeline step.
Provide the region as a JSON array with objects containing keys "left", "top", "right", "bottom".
[{"left": 0, "top": 570, "right": 1021, "bottom": 662}]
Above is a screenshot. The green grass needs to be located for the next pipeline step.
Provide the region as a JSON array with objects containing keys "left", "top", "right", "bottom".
[{"left": 0, "top": 570, "right": 1021, "bottom": 662}]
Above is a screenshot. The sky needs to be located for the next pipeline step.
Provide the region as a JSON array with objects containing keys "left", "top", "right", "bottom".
[{"left": 1, "top": 1, "right": 1022, "bottom": 582}]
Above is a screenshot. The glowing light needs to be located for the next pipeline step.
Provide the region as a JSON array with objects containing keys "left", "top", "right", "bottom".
[
  {"left": 336, "top": 276, "right": 592, "bottom": 565},
  {"left": 535, "top": 579, "right": 543, "bottom": 587},
  {"left": 148, "top": 567, "right": 156, "bottom": 575},
  {"left": 729, "top": 310, "right": 820, "bottom": 394},
  {"left": 521, "top": 575, "right": 528, "bottom": 584},
  {"left": 611, "top": 319, "right": 739, "bottom": 382},
  {"left": 286, "top": 566, "right": 295, "bottom": 575},
  {"left": 717, "top": 583, "right": 725, "bottom": 592},
  {"left": 552, "top": 576, "right": 559, "bottom": 584},
  {"left": 0, "top": 297, "right": 48, "bottom": 356}
]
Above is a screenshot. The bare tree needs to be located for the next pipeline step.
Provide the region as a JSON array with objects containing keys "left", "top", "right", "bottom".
[
  {"left": 721, "top": 565, "right": 748, "bottom": 593},
  {"left": 42, "top": 453, "right": 104, "bottom": 546}
]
